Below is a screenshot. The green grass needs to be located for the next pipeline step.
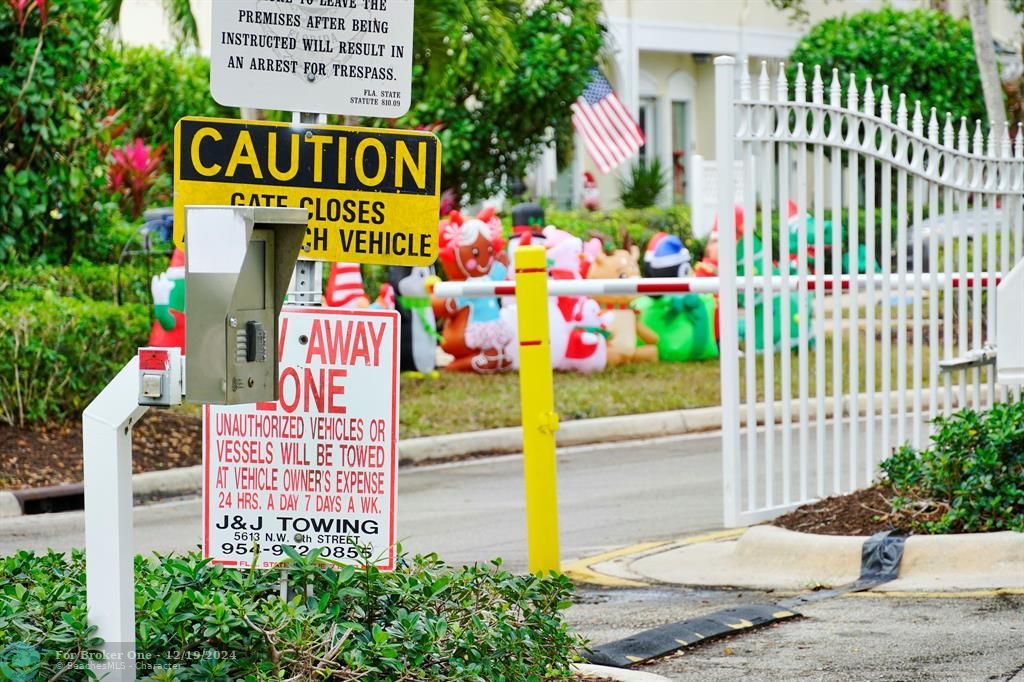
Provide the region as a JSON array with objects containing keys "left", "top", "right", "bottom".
[{"left": 400, "top": 361, "right": 721, "bottom": 438}]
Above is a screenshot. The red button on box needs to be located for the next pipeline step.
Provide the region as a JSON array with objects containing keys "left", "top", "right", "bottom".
[{"left": 138, "top": 348, "right": 169, "bottom": 371}]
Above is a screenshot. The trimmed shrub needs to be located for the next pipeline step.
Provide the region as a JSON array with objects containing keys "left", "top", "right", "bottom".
[
  {"left": 0, "top": 548, "right": 584, "bottom": 681},
  {"left": 1, "top": 262, "right": 153, "bottom": 304},
  {"left": 880, "top": 401, "right": 1024, "bottom": 533},
  {"left": 0, "top": 294, "right": 149, "bottom": 426},
  {"left": 542, "top": 205, "right": 693, "bottom": 249}
]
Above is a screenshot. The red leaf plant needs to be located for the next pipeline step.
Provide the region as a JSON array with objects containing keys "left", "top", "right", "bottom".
[
  {"left": 6, "top": 0, "right": 47, "bottom": 31},
  {"left": 108, "top": 138, "right": 167, "bottom": 220}
]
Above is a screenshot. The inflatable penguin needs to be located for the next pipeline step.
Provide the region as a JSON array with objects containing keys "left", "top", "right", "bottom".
[
  {"left": 635, "top": 232, "right": 719, "bottom": 362},
  {"left": 390, "top": 265, "right": 441, "bottom": 377}
]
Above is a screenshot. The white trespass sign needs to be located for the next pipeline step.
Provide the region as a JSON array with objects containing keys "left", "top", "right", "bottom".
[
  {"left": 203, "top": 307, "right": 400, "bottom": 570},
  {"left": 210, "top": 0, "right": 413, "bottom": 117}
]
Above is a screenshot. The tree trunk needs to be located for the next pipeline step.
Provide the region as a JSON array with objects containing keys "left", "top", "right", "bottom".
[{"left": 966, "top": 0, "right": 1006, "bottom": 133}]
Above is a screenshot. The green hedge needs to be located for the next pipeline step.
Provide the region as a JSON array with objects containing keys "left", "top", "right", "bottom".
[
  {"left": 881, "top": 401, "right": 1024, "bottom": 533},
  {"left": 1, "top": 262, "right": 153, "bottom": 304},
  {"left": 1, "top": 548, "right": 583, "bottom": 680},
  {"left": 0, "top": 294, "right": 149, "bottom": 426},
  {"left": 503, "top": 205, "right": 693, "bottom": 250}
]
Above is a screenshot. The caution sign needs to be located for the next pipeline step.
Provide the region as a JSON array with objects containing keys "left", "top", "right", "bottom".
[
  {"left": 203, "top": 307, "right": 400, "bottom": 570},
  {"left": 174, "top": 117, "right": 440, "bottom": 266}
]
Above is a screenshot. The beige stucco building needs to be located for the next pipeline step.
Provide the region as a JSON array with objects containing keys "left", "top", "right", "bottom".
[{"left": 119, "top": 0, "right": 1022, "bottom": 213}]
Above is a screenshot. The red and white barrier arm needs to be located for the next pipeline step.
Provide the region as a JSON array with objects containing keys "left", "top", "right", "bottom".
[{"left": 432, "top": 273, "right": 1001, "bottom": 299}]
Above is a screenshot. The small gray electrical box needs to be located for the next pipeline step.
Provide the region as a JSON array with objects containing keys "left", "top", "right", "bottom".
[{"left": 184, "top": 206, "right": 308, "bottom": 405}]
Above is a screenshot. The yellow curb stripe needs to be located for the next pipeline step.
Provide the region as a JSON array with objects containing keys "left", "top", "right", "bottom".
[
  {"left": 561, "top": 529, "right": 747, "bottom": 587},
  {"left": 843, "top": 588, "right": 1024, "bottom": 599},
  {"left": 561, "top": 541, "right": 671, "bottom": 587}
]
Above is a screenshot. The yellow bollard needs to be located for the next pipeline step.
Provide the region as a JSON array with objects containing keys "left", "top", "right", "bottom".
[{"left": 513, "top": 245, "right": 561, "bottom": 575}]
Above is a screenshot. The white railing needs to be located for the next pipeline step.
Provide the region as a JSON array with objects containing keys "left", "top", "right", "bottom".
[{"left": 714, "top": 56, "right": 1024, "bottom": 527}]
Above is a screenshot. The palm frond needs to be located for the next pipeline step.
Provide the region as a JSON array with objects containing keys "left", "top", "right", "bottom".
[{"left": 162, "top": 0, "right": 199, "bottom": 47}]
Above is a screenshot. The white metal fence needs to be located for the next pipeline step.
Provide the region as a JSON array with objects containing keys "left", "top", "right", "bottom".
[{"left": 713, "top": 56, "right": 1024, "bottom": 527}]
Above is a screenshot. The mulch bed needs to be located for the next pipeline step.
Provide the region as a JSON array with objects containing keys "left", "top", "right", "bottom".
[
  {"left": 0, "top": 411, "right": 201, "bottom": 491},
  {"left": 771, "top": 483, "right": 924, "bottom": 536}
]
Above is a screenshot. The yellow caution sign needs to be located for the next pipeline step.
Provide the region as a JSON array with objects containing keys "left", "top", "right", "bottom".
[{"left": 174, "top": 117, "right": 440, "bottom": 266}]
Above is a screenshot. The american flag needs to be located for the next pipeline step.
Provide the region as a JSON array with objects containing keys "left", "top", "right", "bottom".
[{"left": 571, "top": 68, "right": 645, "bottom": 174}]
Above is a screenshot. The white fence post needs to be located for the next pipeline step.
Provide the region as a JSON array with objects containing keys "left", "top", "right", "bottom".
[
  {"left": 714, "top": 55, "right": 741, "bottom": 528},
  {"left": 690, "top": 154, "right": 706, "bottom": 237}
]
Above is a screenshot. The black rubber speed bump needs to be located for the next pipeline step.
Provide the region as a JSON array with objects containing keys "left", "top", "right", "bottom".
[
  {"left": 585, "top": 604, "right": 799, "bottom": 667},
  {"left": 584, "top": 530, "right": 907, "bottom": 668}
]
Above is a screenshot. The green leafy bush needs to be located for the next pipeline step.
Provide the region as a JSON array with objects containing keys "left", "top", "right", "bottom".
[
  {"left": 1, "top": 262, "right": 153, "bottom": 304},
  {"left": 880, "top": 402, "right": 1024, "bottom": 533},
  {"left": 618, "top": 158, "right": 667, "bottom": 210},
  {"left": 0, "top": 293, "right": 149, "bottom": 426},
  {"left": 1, "top": 0, "right": 120, "bottom": 264},
  {"left": 542, "top": 205, "right": 693, "bottom": 249},
  {"left": 393, "top": 0, "right": 604, "bottom": 202},
  {"left": 0, "top": 548, "right": 584, "bottom": 681},
  {"left": 789, "top": 8, "right": 986, "bottom": 125},
  {"left": 104, "top": 44, "right": 235, "bottom": 174}
]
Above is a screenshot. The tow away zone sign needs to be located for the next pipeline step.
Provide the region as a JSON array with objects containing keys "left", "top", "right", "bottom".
[
  {"left": 203, "top": 307, "right": 400, "bottom": 570},
  {"left": 174, "top": 117, "right": 440, "bottom": 266}
]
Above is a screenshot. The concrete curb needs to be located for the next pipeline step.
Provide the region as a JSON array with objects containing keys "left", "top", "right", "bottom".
[
  {"left": 573, "top": 663, "right": 673, "bottom": 681},
  {"left": 0, "top": 492, "right": 20, "bottom": 518},
  {"left": 590, "top": 526, "right": 1024, "bottom": 592},
  {"left": 398, "top": 408, "right": 711, "bottom": 463}
]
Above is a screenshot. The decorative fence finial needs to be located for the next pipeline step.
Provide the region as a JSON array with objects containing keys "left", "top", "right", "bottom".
[
  {"left": 958, "top": 117, "right": 969, "bottom": 153},
  {"left": 740, "top": 61, "right": 751, "bottom": 99},
  {"left": 912, "top": 101, "right": 923, "bottom": 137},
  {"left": 846, "top": 74, "right": 858, "bottom": 111},
  {"left": 1015, "top": 123, "right": 1023, "bottom": 160},
  {"left": 973, "top": 120, "right": 984, "bottom": 156},
  {"left": 812, "top": 65, "right": 824, "bottom": 105},
  {"left": 777, "top": 62, "right": 788, "bottom": 102},
  {"left": 1001, "top": 122, "right": 1011, "bottom": 159},
  {"left": 928, "top": 108, "right": 939, "bottom": 144},
  {"left": 864, "top": 78, "right": 875, "bottom": 116},
  {"left": 795, "top": 63, "right": 806, "bottom": 103},
  {"left": 880, "top": 85, "right": 891, "bottom": 122},
  {"left": 829, "top": 68, "right": 840, "bottom": 107},
  {"left": 943, "top": 113, "right": 954, "bottom": 150},
  {"left": 758, "top": 61, "right": 769, "bottom": 101},
  {"left": 896, "top": 93, "right": 908, "bottom": 129}
]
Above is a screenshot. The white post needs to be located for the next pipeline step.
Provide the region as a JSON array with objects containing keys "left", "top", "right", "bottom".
[
  {"left": 83, "top": 356, "right": 148, "bottom": 680},
  {"left": 715, "top": 55, "right": 741, "bottom": 528},
  {"left": 690, "top": 154, "right": 706, "bottom": 237}
]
